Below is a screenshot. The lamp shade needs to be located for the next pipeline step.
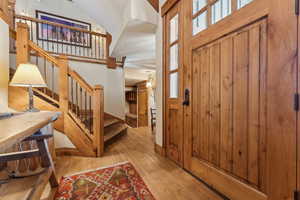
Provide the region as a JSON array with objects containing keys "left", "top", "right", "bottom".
[{"left": 10, "top": 63, "right": 47, "bottom": 88}]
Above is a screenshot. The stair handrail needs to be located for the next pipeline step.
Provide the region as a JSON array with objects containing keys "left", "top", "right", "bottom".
[{"left": 16, "top": 22, "right": 104, "bottom": 157}]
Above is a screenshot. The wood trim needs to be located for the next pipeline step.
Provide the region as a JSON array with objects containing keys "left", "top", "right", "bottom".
[
  {"left": 28, "top": 41, "right": 59, "bottom": 66},
  {"left": 15, "top": 14, "right": 108, "bottom": 37},
  {"left": 68, "top": 69, "right": 94, "bottom": 94},
  {"left": 154, "top": 144, "right": 166, "bottom": 156},
  {"left": 161, "top": 0, "right": 180, "bottom": 17}
]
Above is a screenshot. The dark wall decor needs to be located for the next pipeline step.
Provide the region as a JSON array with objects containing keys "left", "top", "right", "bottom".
[{"left": 36, "top": 10, "right": 92, "bottom": 48}]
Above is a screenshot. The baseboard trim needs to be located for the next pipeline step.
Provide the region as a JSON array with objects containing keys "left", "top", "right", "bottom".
[{"left": 154, "top": 144, "right": 166, "bottom": 157}]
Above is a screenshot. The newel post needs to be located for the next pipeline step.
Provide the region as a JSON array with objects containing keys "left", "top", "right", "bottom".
[
  {"left": 16, "top": 22, "right": 30, "bottom": 66},
  {"left": 93, "top": 85, "right": 104, "bottom": 157},
  {"left": 57, "top": 55, "right": 69, "bottom": 114}
]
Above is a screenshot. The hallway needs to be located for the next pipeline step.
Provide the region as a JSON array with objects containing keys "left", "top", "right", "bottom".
[{"left": 55, "top": 127, "right": 224, "bottom": 200}]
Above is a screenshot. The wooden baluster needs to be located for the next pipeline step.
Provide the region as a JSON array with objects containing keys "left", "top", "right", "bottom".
[
  {"left": 71, "top": 77, "right": 74, "bottom": 112},
  {"left": 43, "top": 56, "right": 47, "bottom": 93},
  {"left": 85, "top": 91, "right": 87, "bottom": 127},
  {"left": 41, "top": 23, "right": 44, "bottom": 50},
  {"left": 45, "top": 24, "right": 48, "bottom": 51},
  {"left": 51, "top": 63, "right": 55, "bottom": 98},
  {"left": 93, "top": 85, "right": 104, "bottom": 156},
  {"left": 76, "top": 82, "right": 79, "bottom": 116},
  {"left": 57, "top": 55, "right": 69, "bottom": 116},
  {"left": 80, "top": 87, "right": 83, "bottom": 120},
  {"left": 106, "top": 33, "right": 112, "bottom": 60}
]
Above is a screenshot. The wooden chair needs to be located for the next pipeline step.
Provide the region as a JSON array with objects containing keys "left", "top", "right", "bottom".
[{"left": 150, "top": 108, "right": 156, "bottom": 132}]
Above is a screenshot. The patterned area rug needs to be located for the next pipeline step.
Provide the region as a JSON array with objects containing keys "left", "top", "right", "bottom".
[{"left": 54, "top": 162, "right": 155, "bottom": 200}]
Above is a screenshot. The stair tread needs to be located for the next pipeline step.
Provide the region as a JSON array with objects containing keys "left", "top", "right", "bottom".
[
  {"left": 104, "top": 124, "right": 127, "bottom": 142},
  {"left": 104, "top": 118, "right": 120, "bottom": 128}
]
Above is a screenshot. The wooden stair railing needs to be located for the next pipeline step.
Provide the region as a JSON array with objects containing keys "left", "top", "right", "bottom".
[
  {"left": 15, "top": 22, "right": 105, "bottom": 157},
  {"left": 13, "top": 15, "right": 111, "bottom": 64}
]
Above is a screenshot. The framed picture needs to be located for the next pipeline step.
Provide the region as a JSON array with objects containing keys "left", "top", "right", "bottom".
[{"left": 36, "top": 10, "right": 92, "bottom": 48}]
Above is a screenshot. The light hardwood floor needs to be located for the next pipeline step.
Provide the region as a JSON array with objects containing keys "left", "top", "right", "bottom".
[{"left": 0, "top": 127, "right": 224, "bottom": 200}]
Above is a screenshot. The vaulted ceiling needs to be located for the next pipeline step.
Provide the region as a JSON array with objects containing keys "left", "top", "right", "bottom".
[{"left": 72, "top": 0, "right": 158, "bottom": 85}]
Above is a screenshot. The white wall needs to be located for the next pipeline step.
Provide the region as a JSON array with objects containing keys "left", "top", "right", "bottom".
[
  {"left": 155, "top": 0, "right": 166, "bottom": 146},
  {"left": 0, "top": 19, "right": 9, "bottom": 111},
  {"left": 15, "top": 0, "right": 106, "bottom": 33}
]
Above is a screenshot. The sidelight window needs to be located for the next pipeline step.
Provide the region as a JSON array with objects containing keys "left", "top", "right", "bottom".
[{"left": 168, "top": 13, "right": 180, "bottom": 98}]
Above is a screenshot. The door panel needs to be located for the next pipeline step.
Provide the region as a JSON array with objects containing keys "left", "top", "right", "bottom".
[
  {"left": 189, "top": 19, "right": 268, "bottom": 198},
  {"left": 163, "top": 0, "right": 298, "bottom": 199},
  {"left": 165, "top": 1, "right": 184, "bottom": 165}
]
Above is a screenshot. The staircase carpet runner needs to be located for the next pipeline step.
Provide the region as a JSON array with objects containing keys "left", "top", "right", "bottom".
[{"left": 54, "top": 161, "right": 156, "bottom": 200}]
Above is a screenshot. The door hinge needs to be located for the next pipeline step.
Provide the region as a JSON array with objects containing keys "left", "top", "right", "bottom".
[
  {"left": 294, "top": 93, "right": 300, "bottom": 112},
  {"left": 296, "top": 0, "right": 300, "bottom": 15},
  {"left": 295, "top": 190, "right": 300, "bottom": 200}
]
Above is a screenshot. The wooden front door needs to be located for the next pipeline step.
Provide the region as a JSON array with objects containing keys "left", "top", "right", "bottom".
[
  {"left": 179, "top": 0, "right": 298, "bottom": 200},
  {"left": 164, "top": 1, "right": 184, "bottom": 165}
]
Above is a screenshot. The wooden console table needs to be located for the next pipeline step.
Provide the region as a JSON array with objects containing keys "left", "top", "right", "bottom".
[{"left": 0, "top": 111, "right": 61, "bottom": 200}]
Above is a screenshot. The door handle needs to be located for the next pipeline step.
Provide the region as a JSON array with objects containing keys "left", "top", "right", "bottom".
[{"left": 183, "top": 89, "right": 190, "bottom": 106}]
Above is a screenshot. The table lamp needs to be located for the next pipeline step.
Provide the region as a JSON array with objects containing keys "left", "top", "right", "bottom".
[{"left": 10, "top": 63, "right": 47, "bottom": 112}]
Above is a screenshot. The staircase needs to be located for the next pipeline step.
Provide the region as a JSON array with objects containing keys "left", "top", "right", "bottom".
[{"left": 7, "top": 15, "right": 127, "bottom": 157}]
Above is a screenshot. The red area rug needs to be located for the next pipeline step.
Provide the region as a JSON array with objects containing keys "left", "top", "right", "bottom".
[{"left": 54, "top": 162, "right": 155, "bottom": 200}]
